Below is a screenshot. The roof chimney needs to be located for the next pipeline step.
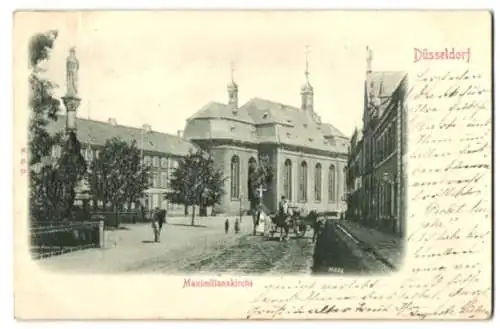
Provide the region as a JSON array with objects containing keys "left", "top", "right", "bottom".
[
  {"left": 108, "top": 118, "right": 117, "bottom": 126},
  {"left": 142, "top": 124, "right": 152, "bottom": 132},
  {"left": 177, "top": 130, "right": 183, "bottom": 137}
]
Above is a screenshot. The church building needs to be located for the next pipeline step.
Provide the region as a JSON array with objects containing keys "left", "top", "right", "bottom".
[{"left": 183, "top": 58, "right": 350, "bottom": 215}]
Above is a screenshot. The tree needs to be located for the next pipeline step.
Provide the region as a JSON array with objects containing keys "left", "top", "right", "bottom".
[
  {"left": 57, "top": 131, "right": 87, "bottom": 220},
  {"left": 28, "top": 30, "right": 71, "bottom": 222},
  {"left": 89, "top": 137, "right": 150, "bottom": 227},
  {"left": 28, "top": 30, "right": 60, "bottom": 166},
  {"left": 166, "top": 149, "right": 225, "bottom": 226},
  {"left": 28, "top": 30, "right": 89, "bottom": 222}
]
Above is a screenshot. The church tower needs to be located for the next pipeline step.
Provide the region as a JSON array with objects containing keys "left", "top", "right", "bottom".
[
  {"left": 363, "top": 46, "right": 380, "bottom": 129},
  {"left": 300, "top": 45, "right": 314, "bottom": 116},
  {"left": 227, "top": 61, "right": 238, "bottom": 112}
]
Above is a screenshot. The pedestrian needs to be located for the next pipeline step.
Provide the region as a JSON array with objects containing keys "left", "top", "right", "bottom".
[
  {"left": 278, "top": 196, "right": 289, "bottom": 241},
  {"left": 312, "top": 211, "right": 323, "bottom": 243},
  {"left": 158, "top": 209, "right": 167, "bottom": 233},
  {"left": 151, "top": 207, "right": 161, "bottom": 243},
  {"left": 234, "top": 218, "right": 240, "bottom": 234},
  {"left": 225, "top": 218, "right": 229, "bottom": 234}
]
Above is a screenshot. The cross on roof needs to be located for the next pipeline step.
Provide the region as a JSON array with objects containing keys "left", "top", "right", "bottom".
[
  {"left": 305, "top": 45, "right": 310, "bottom": 79},
  {"left": 230, "top": 60, "right": 235, "bottom": 82}
]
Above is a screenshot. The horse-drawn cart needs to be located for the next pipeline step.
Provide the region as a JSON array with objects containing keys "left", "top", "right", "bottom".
[{"left": 268, "top": 206, "right": 318, "bottom": 240}]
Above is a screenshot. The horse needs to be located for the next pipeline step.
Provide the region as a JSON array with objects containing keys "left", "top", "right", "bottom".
[{"left": 270, "top": 207, "right": 295, "bottom": 241}]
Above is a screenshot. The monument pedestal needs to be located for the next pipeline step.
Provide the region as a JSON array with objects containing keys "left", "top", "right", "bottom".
[{"left": 62, "top": 96, "right": 81, "bottom": 133}]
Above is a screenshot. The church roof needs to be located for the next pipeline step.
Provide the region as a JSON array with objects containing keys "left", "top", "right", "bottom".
[
  {"left": 188, "top": 101, "right": 254, "bottom": 124},
  {"left": 185, "top": 97, "right": 348, "bottom": 154},
  {"left": 321, "top": 123, "right": 346, "bottom": 138},
  {"left": 46, "top": 116, "right": 196, "bottom": 157},
  {"left": 368, "top": 71, "right": 406, "bottom": 98}
]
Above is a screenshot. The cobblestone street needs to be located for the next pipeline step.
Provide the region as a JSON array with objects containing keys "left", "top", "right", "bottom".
[{"left": 37, "top": 215, "right": 400, "bottom": 275}]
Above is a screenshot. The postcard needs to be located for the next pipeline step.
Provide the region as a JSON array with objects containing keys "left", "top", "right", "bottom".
[{"left": 13, "top": 10, "right": 492, "bottom": 320}]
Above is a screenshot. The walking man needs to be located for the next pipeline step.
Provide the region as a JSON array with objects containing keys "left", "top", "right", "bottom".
[
  {"left": 151, "top": 207, "right": 162, "bottom": 243},
  {"left": 225, "top": 218, "right": 230, "bottom": 234},
  {"left": 278, "top": 195, "right": 289, "bottom": 241}
]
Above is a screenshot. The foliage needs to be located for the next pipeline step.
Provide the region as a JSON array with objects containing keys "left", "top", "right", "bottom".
[
  {"left": 248, "top": 154, "right": 274, "bottom": 210},
  {"left": 28, "top": 30, "right": 88, "bottom": 222},
  {"left": 89, "top": 137, "right": 150, "bottom": 218},
  {"left": 166, "top": 148, "right": 226, "bottom": 225},
  {"left": 28, "top": 30, "right": 60, "bottom": 166},
  {"left": 57, "top": 132, "right": 88, "bottom": 218},
  {"left": 29, "top": 133, "right": 87, "bottom": 221}
]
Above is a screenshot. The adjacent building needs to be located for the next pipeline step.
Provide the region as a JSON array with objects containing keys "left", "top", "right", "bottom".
[
  {"left": 183, "top": 61, "right": 350, "bottom": 215},
  {"left": 46, "top": 116, "right": 196, "bottom": 214},
  {"left": 346, "top": 127, "right": 363, "bottom": 222},
  {"left": 346, "top": 50, "right": 408, "bottom": 237}
]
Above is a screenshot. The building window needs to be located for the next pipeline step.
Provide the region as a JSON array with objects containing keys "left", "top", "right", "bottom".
[
  {"left": 153, "top": 173, "right": 159, "bottom": 187},
  {"left": 153, "top": 194, "right": 160, "bottom": 208},
  {"left": 284, "top": 159, "right": 292, "bottom": 201},
  {"left": 248, "top": 157, "right": 257, "bottom": 200},
  {"left": 51, "top": 145, "right": 61, "bottom": 158},
  {"left": 152, "top": 156, "right": 160, "bottom": 167},
  {"left": 161, "top": 157, "right": 168, "bottom": 168},
  {"left": 328, "top": 165, "right": 335, "bottom": 202},
  {"left": 299, "top": 161, "right": 308, "bottom": 202},
  {"left": 230, "top": 155, "right": 240, "bottom": 200},
  {"left": 344, "top": 166, "right": 347, "bottom": 192},
  {"left": 144, "top": 156, "right": 151, "bottom": 166},
  {"left": 161, "top": 172, "right": 168, "bottom": 188},
  {"left": 314, "top": 163, "right": 322, "bottom": 201},
  {"left": 84, "top": 147, "right": 93, "bottom": 162}
]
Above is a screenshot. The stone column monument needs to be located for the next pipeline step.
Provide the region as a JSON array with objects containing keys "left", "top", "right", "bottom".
[{"left": 62, "top": 47, "right": 81, "bottom": 133}]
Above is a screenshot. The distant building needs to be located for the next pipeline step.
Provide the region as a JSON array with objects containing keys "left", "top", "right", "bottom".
[
  {"left": 346, "top": 127, "right": 363, "bottom": 222},
  {"left": 347, "top": 49, "right": 407, "bottom": 236},
  {"left": 183, "top": 59, "right": 350, "bottom": 215},
  {"left": 46, "top": 116, "right": 196, "bottom": 214}
]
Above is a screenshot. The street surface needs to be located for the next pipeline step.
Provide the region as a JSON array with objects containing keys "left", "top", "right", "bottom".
[{"left": 38, "top": 216, "right": 395, "bottom": 274}]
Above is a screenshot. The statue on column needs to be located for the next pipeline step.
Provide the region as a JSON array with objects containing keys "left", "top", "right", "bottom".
[
  {"left": 66, "top": 47, "right": 79, "bottom": 97},
  {"left": 366, "top": 46, "right": 373, "bottom": 72}
]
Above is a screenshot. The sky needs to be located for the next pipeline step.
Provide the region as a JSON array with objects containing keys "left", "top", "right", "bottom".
[{"left": 26, "top": 11, "right": 430, "bottom": 138}]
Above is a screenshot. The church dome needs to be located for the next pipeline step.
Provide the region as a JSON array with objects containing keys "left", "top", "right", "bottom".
[
  {"left": 227, "top": 80, "right": 238, "bottom": 90},
  {"left": 301, "top": 80, "right": 313, "bottom": 93}
]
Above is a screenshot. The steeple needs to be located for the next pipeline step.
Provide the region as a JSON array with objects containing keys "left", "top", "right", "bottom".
[
  {"left": 366, "top": 45, "right": 373, "bottom": 74},
  {"left": 227, "top": 60, "right": 238, "bottom": 110},
  {"left": 300, "top": 45, "right": 314, "bottom": 114}
]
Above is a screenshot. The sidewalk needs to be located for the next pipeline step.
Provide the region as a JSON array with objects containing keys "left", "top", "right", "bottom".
[
  {"left": 333, "top": 219, "right": 403, "bottom": 268},
  {"left": 38, "top": 216, "right": 253, "bottom": 273}
]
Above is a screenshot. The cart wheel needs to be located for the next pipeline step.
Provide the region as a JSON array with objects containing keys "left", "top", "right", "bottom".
[{"left": 295, "top": 225, "right": 307, "bottom": 238}]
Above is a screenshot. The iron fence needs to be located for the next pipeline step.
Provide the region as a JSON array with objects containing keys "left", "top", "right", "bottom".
[{"left": 30, "top": 221, "right": 103, "bottom": 259}]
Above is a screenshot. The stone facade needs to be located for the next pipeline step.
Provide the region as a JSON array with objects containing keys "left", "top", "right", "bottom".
[
  {"left": 184, "top": 65, "right": 349, "bottom": 215},
  {"left": 46, "top": 116, "right": 196, "bottom": 215},
  {"left": 346, "top": 64, "right": 408, "bottom": 237}
]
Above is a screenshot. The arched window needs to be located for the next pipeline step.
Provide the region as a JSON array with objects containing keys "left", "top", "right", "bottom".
[
  {"left": 344, "top": 166, "right": 348, "bottom": 190},
  {"left": 314, "top": 163, "right": 322, "bottom": 201},
  {"left": 230, "top": 155, "right": 240, "bottom": 200},
  {"left": 248, "top": 157, "right": 257, "bottom": 201},
  {"left": 299, "top": 161, "right": 308, "bottom": 202},
  {"left": 284, "top": 159, "right": 292, "bottom": 201},
  {"left": 328, "top": 165, "right": 336, "bottom": 202}
]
